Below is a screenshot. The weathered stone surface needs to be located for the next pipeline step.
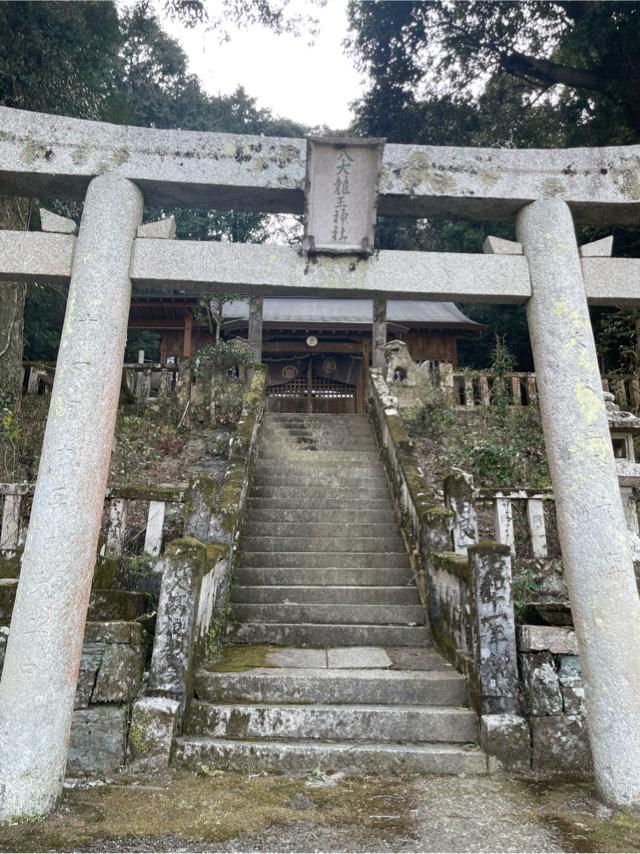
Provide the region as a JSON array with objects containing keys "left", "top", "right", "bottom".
[
  {"left": 127, "top": 696, "right": 180, "bottom": 770},
  {"left": 0, "top": 174, "right": 143, "bottom": 821},
  {"left": 517, "top": 624, "right": 578, "bottom": 655},
  {"left": 0, "top": 626, "right": 7, "bottom": 676},
  {"left": 481, "top": 714, "right": 530, "bottom": 771},
  {"left": 468, "top": 543, "right": 519, "bottom": 714},
  {"left": 558, "top": 656, "right": 585, "bottom": 716},
  {"left": 67, "top": 706, "right": 127, "bottom": 775},
  {"left": 579, "top": 236, "right": 613, "bottom": 257},
  {"left": 93, "top": 643, "right": 144, "bottom": 704},
  {"left": 444, "top": 468, "right": 478, "bottom": 554},
  {"left": 327, "top": 648, "right": 392, "bottom": 669},
  {"left": 137, "top": 216, "right": 176, "bottom": 239},
  {"left": 520, "top": 652, "right": 563, "bottom": 716},
  {"left": 74, "top": 642, "right": 105, "bottom": 710},
  {"left": 482, "top": 236, "right": 523, "bottom": 255},
  {"left": 84, "top": 621, "right": 143, "bottom": 645},
  {"left": 88, "top": 589, "right": 149, "bottom": 622},
  {"left": 531, "top": 715, "right": 592, "bottom": 772},
  {"left": 39, "top": 207, "right": 76, "bottom": 234},
  {"left": 4, "top": 106, "right": 640, "bottom": 223},
  {"left": 147, "top": 538, "right": 208, "bottom": 702}
]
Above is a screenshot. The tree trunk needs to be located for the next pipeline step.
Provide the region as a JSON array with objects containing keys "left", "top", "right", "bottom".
[{"left": 0, "top": 198, "right": 30, "bottom": 412}]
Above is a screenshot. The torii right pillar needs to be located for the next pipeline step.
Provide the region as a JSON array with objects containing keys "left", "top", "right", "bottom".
[{"left": 517, "top": 198, "right": 640, "bottom": 807}]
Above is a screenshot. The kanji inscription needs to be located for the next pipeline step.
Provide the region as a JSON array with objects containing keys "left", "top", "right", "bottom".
[{"left": 304, "top": 137, "right": 384, "bottom": 255}]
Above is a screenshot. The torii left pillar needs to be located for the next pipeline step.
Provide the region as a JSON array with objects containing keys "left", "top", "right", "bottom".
[{"left": 0, "top": 174, "right": 143, "bottom": 819}]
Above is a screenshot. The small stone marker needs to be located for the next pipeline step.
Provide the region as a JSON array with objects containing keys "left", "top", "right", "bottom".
[{"left": 304, "top": 137, "right": 384, "bottom": 255}]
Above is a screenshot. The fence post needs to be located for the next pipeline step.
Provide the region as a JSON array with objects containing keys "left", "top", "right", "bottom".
[
  {"left": 444, "top": 469, "right": 478, "bottom": 554},
  {"left": 468, "top": 542, "right": 520, "bottom": 715}
]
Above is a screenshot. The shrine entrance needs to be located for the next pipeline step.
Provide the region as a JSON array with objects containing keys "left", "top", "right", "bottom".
[{"left": 265, "top": 352, "right": 362, "bottom": 413}]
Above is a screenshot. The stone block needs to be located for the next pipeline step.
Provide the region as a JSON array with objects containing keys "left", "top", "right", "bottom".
[
  {"left": 39, "top": 207, "right": 77, "bottom": 234},
  {"left": 137, "top": 216, "right": 176, "bottom": 239},
  {"left": 558, "top": 656, "right": 584, "bottom": 715},
  {"left": 520, "top": 652, "right": 563, "bottom": 716},
  {"left": 517, "top": 624, "right": 578, "bottom": 655},
  {"left": 0, "top": 625, "right": 8, "bottom": 677},
  {"left": 74, "top": 642, "right": 105, "bottom": 709},
  {"left": 481, "top": 713, "right": 530, "bottom": 771},
  {"left": 92, "top": 643, "right": 144, "bottom": 704},
  {"left": 482, "top": 235, "right": 523, "bottom": 255},
  {"left": 531, "top": 715, "right": 592, "bottom": 772},
  {"left": 84, "top": 620, "right": 143, "bottom": 645},
  {"left": 68, "top": 706, "right": 127, "bottom": 775},
  {"left": 127, "top": 696, "right": 180, "bottom": 770}
]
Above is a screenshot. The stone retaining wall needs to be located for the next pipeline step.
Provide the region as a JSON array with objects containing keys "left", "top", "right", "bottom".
[{"left": 0, "top": 620, "right": 147, "bottom": 774}]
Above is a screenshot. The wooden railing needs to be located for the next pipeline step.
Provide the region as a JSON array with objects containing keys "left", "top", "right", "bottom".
[{"left": 0, "top": 482, "right": 187, "bottom": 558}]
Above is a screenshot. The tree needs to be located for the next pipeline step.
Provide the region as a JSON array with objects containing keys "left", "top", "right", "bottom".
[{"left": 346, "top": 1, "right": 640, "bottom": 369}]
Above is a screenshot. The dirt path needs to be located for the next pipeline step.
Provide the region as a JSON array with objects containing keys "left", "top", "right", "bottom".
[{"left": 1, "top": 770, "right": 639, "bottom": 853}]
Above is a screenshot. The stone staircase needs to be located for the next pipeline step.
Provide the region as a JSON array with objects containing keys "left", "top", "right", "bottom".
[{"left": 174, "top": 413, "right": 485, "bottom": 775}]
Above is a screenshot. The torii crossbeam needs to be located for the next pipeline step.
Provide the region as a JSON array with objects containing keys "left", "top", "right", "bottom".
[{"left": 1, "top": 107, "right": 640, "bottom": 816}]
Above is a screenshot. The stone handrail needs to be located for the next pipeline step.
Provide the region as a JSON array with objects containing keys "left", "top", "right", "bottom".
[
  {"left": 126, "top": 364, "right": 268, "bottom": 770},
  {"left": 367, "top": 368, "right": 520, "bottom": 711}
]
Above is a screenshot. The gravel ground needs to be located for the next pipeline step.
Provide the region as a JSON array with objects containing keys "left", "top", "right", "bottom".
[{"left": 1, "top": 770, "right": 639, "bottom": 853}]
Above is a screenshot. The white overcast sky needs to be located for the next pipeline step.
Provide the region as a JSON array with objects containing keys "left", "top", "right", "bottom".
[{"left": 159, "top": 0, "right": 365, "bottom": 130}]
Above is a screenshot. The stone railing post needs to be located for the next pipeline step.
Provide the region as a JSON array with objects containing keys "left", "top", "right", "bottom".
[
  {"left": 444, "top": 468, "right": 478, "bottom": 554},
  {"left": 468, "top": 542, "right": 519, "bottom": 715},
  {"left": 0, "top": 175, "right": 143, "bottom": 820},
  {"left": 372, "top": 298, "right": 387, "bottom": 371},
  {"left": 517, "top": 198, "right": 640, "bottom": 807}
]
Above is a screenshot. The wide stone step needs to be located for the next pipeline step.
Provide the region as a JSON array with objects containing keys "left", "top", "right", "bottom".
[
  {"left": 235, "top": 567, "right": 414, "bottom": 586},
  {"left": 230, "top": 602, "right": 425, "bottom": 625},
  {"left": 226, "top": 622, "right": 429, "bottom": 646},
  {"left": 231, "top": 585, "right": 420, "bottom": 605},
  {"left": 185, "top": 701, "right": 478, "bottom": 743},
  {"left": 246, "top": 509, "right": 394, "bottom": 524},
  {"left": 173, "top": 737, "right": 485, "bottom": 776},
  {"left": 241, "top": 537, "right": 406, "bottom": 553},
  {"left": 248, "top": 498, "right": 394, "bottom": 511},
  {"left": 252, "top": 480, "right": 388, "bottom": 492},
  {"left": 255, "top": 467, "right": 383, "bottom": 479},
  {"left": 238, "top": 552, "right": 411, "bottom": 568},
  {"left": 251, "top": 487, "right": 391, "bottom": 499},
  {"left": 195, "top": 666, "right": 463, "bottom": 705},
  {"left": 243, "top": 523, "right": 400, "bottom": 538},
  {"left": 259, "top": 453, "right": 380, "bottom": 463}
]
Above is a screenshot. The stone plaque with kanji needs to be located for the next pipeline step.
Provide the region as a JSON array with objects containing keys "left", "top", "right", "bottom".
[{"left": 304, "top": 137, "right": 384, "bottom": 255}]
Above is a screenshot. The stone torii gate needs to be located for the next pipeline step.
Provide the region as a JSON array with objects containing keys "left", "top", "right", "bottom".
[{"left": 1, "top": 107, "right": 640, "bottom": 816}]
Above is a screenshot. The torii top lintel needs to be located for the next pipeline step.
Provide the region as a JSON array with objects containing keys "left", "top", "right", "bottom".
[{"left": 1, "top": 107, "right": 639, "bottom": 225}]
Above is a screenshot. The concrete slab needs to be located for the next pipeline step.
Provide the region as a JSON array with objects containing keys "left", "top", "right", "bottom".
[
  {"left": 327, "top": 647, "right": 392, "bottom": 669},
  {"left": 265, "top": 648, "right": 327, "bottom": 669}
]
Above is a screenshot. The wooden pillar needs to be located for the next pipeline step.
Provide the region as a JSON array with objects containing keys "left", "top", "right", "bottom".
[
  {"left": 306, "top": 357, "right": 313, "bottom": 414},
  {"left": 372, "top": 299, "right": 387, "bottom": 371},
  {"left": 248, "top": 296, "right": 263, "bottom": 364},
  {"left": 182, "top": 311, "right": 193, "bottom": 358}
]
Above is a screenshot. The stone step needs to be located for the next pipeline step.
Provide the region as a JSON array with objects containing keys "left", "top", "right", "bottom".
[
  {"left": 262, "top": 426, "right": 374, "bottom": 436},
  {"left": 255, "top": 464, "right": 383, "bottom": 475},
  {"left": 246, "top": 509, "right": 394, "bottom": 524},
  {"left": 251, "top": 487, "right": 391, "bottom": 499},
  {"left": 252, "top": 477, "right": 388, "bottom": 490},
  {"left": 243, "top": 523, "right": 399, "bottom": 538},
  {"left": 173, "top": 737, "right": 485, "bottom": 776},
  {"left": 238, "top": 552, "right": 411, "bottom": 568},
  {"left": 259, "top": 453, "right": 380, "bottom": 462},
  {"left": 230, "top": 603, "right": 425, "bottom": 626},
  {"left": 240, "top": 537, "right": 406, "bottom": 553},
  {"left": 226, "top": 622, "right": 429, "bottom": 646},
  {"left": 235, "top": 567, "right": 415, "bottom": 586},
  {"left": 195, "top": 666, "right": 463, "bottom": 706},
  {"left": 248, "top": 498, "right": 394, "bottom": 511},
  {"left": 185, "top": 701, "right": 478, "bottom": 743},
  {"left": 231, "top": 585, "right": 421, "bottom": 605}
]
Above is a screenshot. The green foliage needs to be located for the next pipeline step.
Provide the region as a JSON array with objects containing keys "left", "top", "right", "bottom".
[{"left": 512, "top": 566, "right": 541, "bottom": 616}]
